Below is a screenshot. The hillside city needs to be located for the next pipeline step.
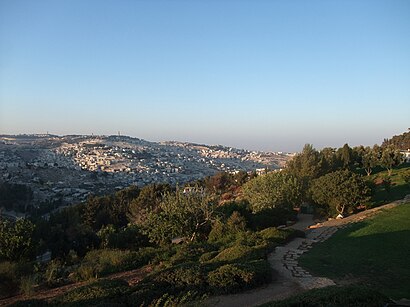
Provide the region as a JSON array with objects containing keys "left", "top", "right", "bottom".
[{"left": 0, "top": 134, "right": 292, "bottom": 214}]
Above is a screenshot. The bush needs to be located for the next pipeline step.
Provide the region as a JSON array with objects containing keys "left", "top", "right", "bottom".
[
  {"left": 261, "top": 285, "right": 392, "bottom": 307},
  {"left": 19, "top": 275, "right": 36, "bottom": 296},
  {"left": 53, "top": 279, "right": 130, "bottom": 305},
  {"left": 44, "top": 259, "right": 66, "bottom": 287},
  {"left": 72, "top": 264, "right": 96, "bottom": 282},
  {"left": 72, "top": 249, "right": 146, "bottom": 281},
  {"left": 259, "top": 228, "right": 304, "bottom": 244},
  {"left": 168, "top": 243, "right": 215, "bottom": 266},
  {"left": 0, "top": 261, "right": 19, "bottom": 298},
  {"left": 98, "top": 224, "right": 149, "bottom": 250},
  {"left": 0, "top": 261, "right": 34, "bottom": 298},
  {"left": 137, "top": 246, "right": 177, "bottom": 266},
  {"left": 208, "top": 211, "right": 249, "bottom": 244},
  {"left": 250, "top": 208, "right": 297, "bottom": 230},
  {"left": 149, "top": 291, "right": 206, "bottom": 307},
  {"left": 199, "top": 251, "right": 219, "bottom": 263},
  {"left": 207, "top": 260, "right": 271, "bottom": 294},
  {"left": 150, "top": 263, "right": 207, "bottom": 289},
  {"left": 215, "top": 201, "right": 252, "bottom": 220},
  {"left": 130, "top": 263, "right": 208, "bottom": 306},
  {"left": 208, "top": 264, "right": 253, "bottom": 293},
  {"left": 210, "top": 244, "right": 265, "bottom": 264},
  {"left": 208, "top": 220, "right": 233, "bottom": 243}
]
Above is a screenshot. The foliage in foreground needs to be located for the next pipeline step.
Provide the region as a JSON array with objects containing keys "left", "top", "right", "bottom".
[{"left": 260, "top": 285, "right": 392, "bottom": 307}]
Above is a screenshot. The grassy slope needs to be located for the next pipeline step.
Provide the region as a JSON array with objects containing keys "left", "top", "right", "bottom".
[
  {"left": 299, "top": 203, "right": 410, "bottom": 299},
  {"left": 365, "top": 164, "right": 410, "bottom": 207}
]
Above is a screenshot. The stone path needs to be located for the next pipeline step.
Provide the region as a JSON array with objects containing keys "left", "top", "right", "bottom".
[
  {"left": 205, "top": 200, "right": 404, "bottom": 307},
  {"left": 270, "top": 217, "right": 337, "bottom": 292}
]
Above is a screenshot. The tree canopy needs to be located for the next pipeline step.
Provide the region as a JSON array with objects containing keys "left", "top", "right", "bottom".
[
  {"left": 310, "top": 170, "right": 371, "bottom": 216},
  {"left": 0, "top": 219, "right": 37, "bottom": 261},
  {"left": 242, "top": 172, "right": 302, "bottom": 213},
  {"left": 141, "top": 190, "right": 216, "bottom": 244}
]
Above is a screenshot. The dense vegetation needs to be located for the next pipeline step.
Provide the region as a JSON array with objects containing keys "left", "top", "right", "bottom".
[
  {"left": 382, "top": 130, "right": 410, "bottom": 150},
  {"left": 1, "top": 132, "right": 409, "bottom": 305}
]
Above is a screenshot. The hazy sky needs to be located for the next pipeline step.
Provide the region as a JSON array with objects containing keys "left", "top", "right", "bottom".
[{"left": 1, "top": 0, "right": 409, "bottom": 152}]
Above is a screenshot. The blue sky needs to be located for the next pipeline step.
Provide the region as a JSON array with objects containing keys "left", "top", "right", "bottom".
[{"left": 0, "top": 0, "right": 409, "bottom": 152}]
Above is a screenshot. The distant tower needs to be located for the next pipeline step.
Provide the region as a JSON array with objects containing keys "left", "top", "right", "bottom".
[{"left": 118, "top": 131, "right": 121, "bottom": 136}]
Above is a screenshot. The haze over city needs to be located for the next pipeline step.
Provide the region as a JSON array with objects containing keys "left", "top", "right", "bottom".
[{"left": 1, "top": 0, "right": 409, "bottom": 152}]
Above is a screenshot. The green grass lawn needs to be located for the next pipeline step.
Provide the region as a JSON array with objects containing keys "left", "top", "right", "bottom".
[
  {"left": 365, "top": 164, "right": 410, "bottom": 207},
  {"left": 299, "top": 203, "right": 410, "bottom": 299}
]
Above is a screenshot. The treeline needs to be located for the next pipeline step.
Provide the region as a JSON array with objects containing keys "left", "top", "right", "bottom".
[{"left": 382, "top": 130, "right": 410, "bottom": 150}]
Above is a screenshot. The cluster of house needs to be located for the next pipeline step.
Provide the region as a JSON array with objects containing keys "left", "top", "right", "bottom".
[{"left": 0, "top": 135, "right": 289, "bottom": 215}]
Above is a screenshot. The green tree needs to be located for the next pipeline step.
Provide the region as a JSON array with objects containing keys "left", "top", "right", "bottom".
[
  {"left": 127, "top": 183, "right": 171, "bottom": 224},
  {"left": 47, "top": 206, "right": 99, "bottom": 258},
  {"left": 142, "top": 190, "right": 216, "bottom": 244},
  {"left": 242, "top": 172, "right": 302, "bottom": 213},
  {"left": 310, "top": 170, "right": 371, "bottom": 216},
  {"left": 380, "top": 145, "right": 403, "bottom": 176},
  {"left": 204, "top": 172, "right": 233, "bottom": 193},
  {"left": 0, "top": 219, "right": 37, "bottom": 261},
  {"left": 382, "top": 130, "right": 410, "bottom": 150},
  {"left": 401, "top": 170, "right": 410, "bottom": 187},
  {"left": 337, "top": 143, "right": 354, "bottom": 169},
  {"left": 362, "top": 146, "right": 379, "bottom": 176},
  {"left": 285, "top": 144, "right": 324, "bottom": 200},
  {"left": 319, "top": 147, "right": 341, "bottom": 173},
  {"left": 233, "top": 170, "right": 249, "bottom": 186}
]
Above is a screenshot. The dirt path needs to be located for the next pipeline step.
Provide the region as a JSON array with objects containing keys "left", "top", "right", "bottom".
[{"left": 205, "top": 201, "right": 403, "bottom": 307}]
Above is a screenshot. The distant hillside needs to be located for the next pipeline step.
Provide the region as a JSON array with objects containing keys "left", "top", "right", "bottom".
[{"left": 382, "top": 131, "right": 410, "bottom": 150}]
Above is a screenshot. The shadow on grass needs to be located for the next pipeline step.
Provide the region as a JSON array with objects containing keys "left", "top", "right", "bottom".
[{"left": 300, "top": 227, "right": 410, "bottom": 299}]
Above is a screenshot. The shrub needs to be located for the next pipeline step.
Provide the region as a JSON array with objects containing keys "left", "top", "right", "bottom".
[
  {"left": 72, "top": 264, "right": 96, "bottom": 282},
  {"left": 53, "top": 279, "right": 130, "bottom": 305},
  {"left": 261, "top": 285, "right": 392, "bottom": 307},
  {"left": 250, "top": 208, "right": 296, "bottom": 230},
  {"left": 0, "top": 261, "right": 34, "bottom": 298},
  {"left": 137, "top": 246, "right": 177, "bottom": 266},
  {"left": 150, "top": 263, "right": 207, "bottom": 289},
  {"left": 199, "top": 251, "right": 219, "bottom": 263},
  {"left": 72, "top": 249, "right": 145, "bottom": 281},
  {"left": 44, "top": 259, "right": 65, "bottom": 287},
  {"left": 130, "top": 263, "right": 208, "bottom": 306},
  {"left": 208, "top": 211, "right": 249, "bottom": 244},
  {"left": 210, "top": 244, "right": 266, "bottom": 264},
  {"left": 0, "top": 261, "right": 19, "bottom": 298},
  {"left": 207, "top": 260, "right": 271, "bottom": 294},
  {"left": 208, "top": 264, "right": 254, "bottom": 293},
  {"left": 226, "top": 211, "right": 248, "bottom": 233},
  {"left": 259, "top": 228, "right": 304, "bottom": 244},
  {"left": 98, "top": 224, "right": 149, "bottom": 250},
  {"left": 208, "top": 220, "right": 232, "bottom": 243},
  {"left": 150, "top": 291, "right": 206, "bottom": 307},
  {"left": 214, "top": 201, "right": 252, "bottom": 221},
  {"left": 168, "top": 243, "right": 215, "bottom": 266},
  {"left": 19, "top": 275, "right": 36, "bottom": 296}
]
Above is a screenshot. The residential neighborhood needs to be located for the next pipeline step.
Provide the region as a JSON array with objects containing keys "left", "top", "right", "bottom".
[{"left": 0, "top": 134, "right": 291, "bottom": 214}]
